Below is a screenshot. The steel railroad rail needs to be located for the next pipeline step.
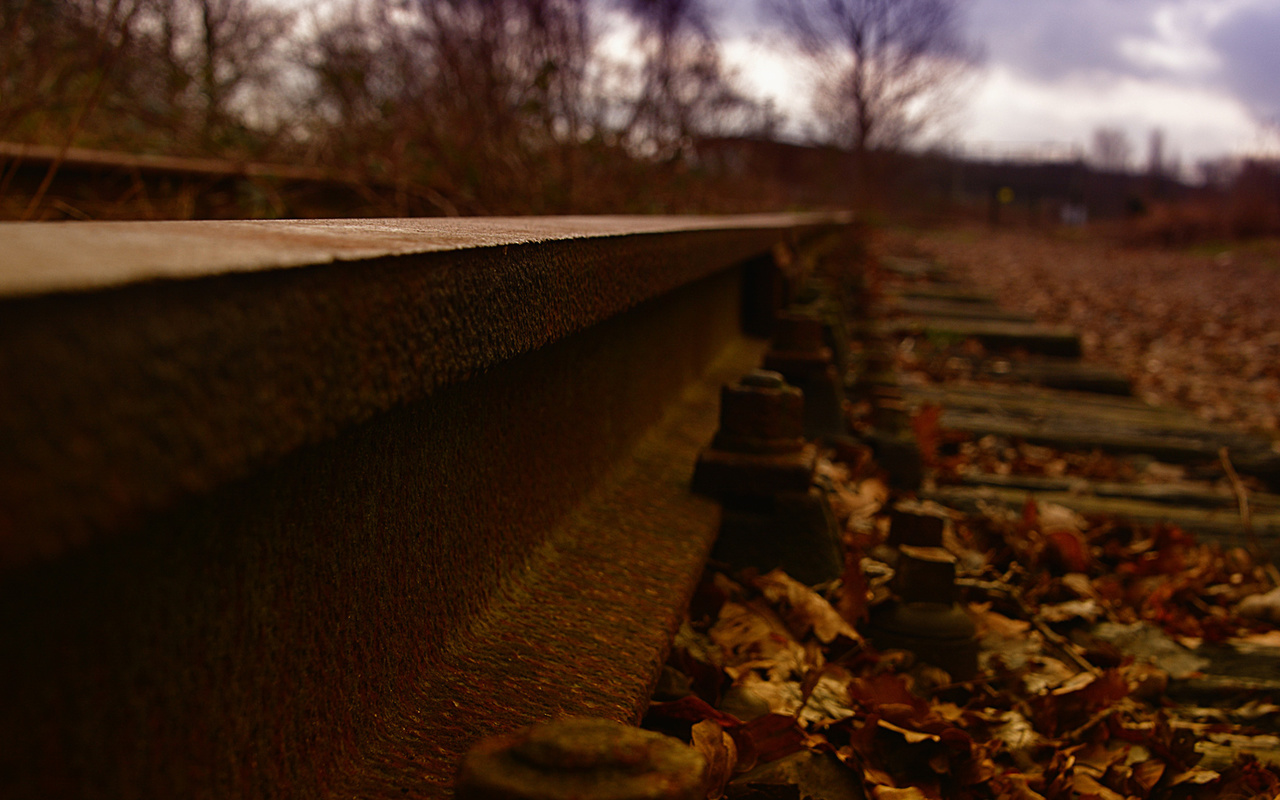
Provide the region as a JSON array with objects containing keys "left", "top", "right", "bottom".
[{"left": 0, "top": 213, "right": 854, "bottom": 798}]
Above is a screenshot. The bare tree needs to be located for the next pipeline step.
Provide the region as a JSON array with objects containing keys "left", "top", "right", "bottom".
[
  {"left": 134, "top": 0, "right": 297, "bottom": 150},
  {"left": 303, "top": 0, "right": 603, "bottom": 212},
  {"left": 767, "top": 0, "right": 975, "bottom": 156},
  {"left": 1091, "top": 126, "right": 1132, "bottom": 173},
  {"left": 617, "top": 0, "right": 763, "bottom": 161},
  {"left": 0, "top": 0, "right": 145, "bottom": 143},
  {"left": 0, "top": 0, "right": 297, "bottom": 159},
  {"left": 1146, "top": 128, "right": 1166, "bottom": 177}
]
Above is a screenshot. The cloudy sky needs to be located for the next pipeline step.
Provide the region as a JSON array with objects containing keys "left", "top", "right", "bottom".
[{"left": 717, "top": 0, "right": 1280, "bottom": 167}]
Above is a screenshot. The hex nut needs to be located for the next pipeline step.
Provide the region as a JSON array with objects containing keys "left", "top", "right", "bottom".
[
  {"left": 740, "top": 369, "right": 786, "bottom": 389},
  {"left": 771, "top": 313, "right": 827, "bottom": 355},
  {"left": 712, "top": 373, "right": 805, "bottom": 454},
  {"left": 870, "top": 546, "right": 978, "bottom": 679},
  {"left": 894, "top": 546, "right": 958, "bottom": 604},
  {"left": 886, "top": 511, "right": 945, "bottom": 549},
  {"left": 455, "top": 717, "right": 707, "bottom": 800}
]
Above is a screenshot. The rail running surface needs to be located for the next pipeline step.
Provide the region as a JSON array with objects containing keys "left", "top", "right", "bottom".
[
  {"left": 0, "top": 213, "right": 848, "bottom": 562},
  {"left": 0, "top": 212, "right": 854, "bottom": 799},
  {"left": 1, "top": 213, "right": 849, "bottom": 295}
]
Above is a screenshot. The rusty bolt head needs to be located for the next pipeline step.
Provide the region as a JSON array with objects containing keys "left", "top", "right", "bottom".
[
  {"left": 862, "top": 347, "right": 895, "bottom": 376},
  {"left": 894, "top": 546, "right": 958, "bottom": 604},
  {"left": 740, "top": 368, "right": 786, "bottom": 389},
  {"left": 771, "top": 312, "right": 827, "bottom": 355},
  {"left": 869, "top": 403, "right": 910, "bottom": 433},
  {"left": 712, "top": 370, "right": 805, "bottom": 454},
  {"left": 887, "top": 511, "right": 945, "bottom": 549},
  {"left": 870, "top": 545, "right": 977, "bottom": 679},
  {"left": 870, "top": 384, "right": 903, "bottom": 404},
  {"left": 455, "top": 717, "right": 706, "bottom": 800}
]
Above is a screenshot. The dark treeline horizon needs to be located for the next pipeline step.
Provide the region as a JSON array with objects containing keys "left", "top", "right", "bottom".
[
  {"left": 1, "top": 0, "right": 987, "bottom": 218},
  {"left": 0, "top": 0, "right": 794, "bottom": 216}
]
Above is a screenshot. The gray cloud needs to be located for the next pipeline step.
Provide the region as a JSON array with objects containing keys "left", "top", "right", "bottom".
[
  {"left": 963, "top": 0, "right": 1162, "bottom": 80},
  {"left": 961, "top": 0, "right": 1280, "bottom": 124},
  {"left": 725, "top": 0, "right": 1272, "bottom": 156},
  {"left": 1211, "top": 4, "right": 1280, "bottom": 122},
  {"left": 735, "top": 0, "right": 1160, "bottom": 79}
]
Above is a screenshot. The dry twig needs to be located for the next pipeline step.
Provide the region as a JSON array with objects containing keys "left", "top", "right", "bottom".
[
  {"left": 1219, "top": 446, "right": 1257, "bottom": 554},
  {"left": 958, "top": 577, "right": 1101, "bottom": 676}
]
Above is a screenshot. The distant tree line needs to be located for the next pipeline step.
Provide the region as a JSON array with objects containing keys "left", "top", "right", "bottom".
[
  {"left": 0, "top": 0, "right": 978, "bottom": 216},
  {"left": 1, "top": 0, "right": 778, "bottom": 214}
]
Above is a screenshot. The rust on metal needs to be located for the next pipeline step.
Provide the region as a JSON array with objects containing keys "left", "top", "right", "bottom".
[
  {"left": 0, "top": 214, "right": 846, "bottom": 567},
  {"left": 710, "top": 370, "right": 806, "bottom": 455},
  {"left": 692, "top": 445, "right": 821, "bottom": 497},
  {"left": 886, "top": 510, "right": 946, "bottom": 549},
  {"left": 692, "top": 369, "right": 842, "bottom": 584},
  {"left": 0, "top": 213, "right": 850, "bottom": 296},
  {"left": 693, "top": 371, "right": 818, "bottom": 497},
  {"left": 762, "top": 309, "right": 848, "bottom": 440},
  {"left": 455, "top": 718, "right": 706, "bottom": 800},
  {"left": 867, "top": 545, "right": 979, "bottom": 680},
  {"left": 0, "top": 211, "right": 853, "bottom": 799}
]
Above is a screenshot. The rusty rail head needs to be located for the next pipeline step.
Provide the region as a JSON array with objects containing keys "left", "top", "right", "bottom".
[
  {"left": 0, "top": 213, "right": 850, "bottom": 568},
  {"left": 0, "top": 214, "right": 851, "bottom": 296},
  {"left": 0, "top": 212, "right": 855, "bottom": 800}
]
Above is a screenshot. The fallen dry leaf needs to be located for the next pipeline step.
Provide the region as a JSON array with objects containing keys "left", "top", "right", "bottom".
[
  {"left": 750, "top": 569, "right": 862, "bottom": 645},
  {"left": 911, "top": 404, "right": 944, "bottom": 467},
  {"left": 988, "top": 710, "right": 1043, "bottom": 757},
  {"left": 1169, "top": 767, "right": 1221, "bottom": 786},
  {"left": 968, "top": 603, "right": 1032, "bottom": 638},
  {"left": 709, "top": 601, "right": 808, "bottom": 682},
  {"left": 691, "top": 720, "right": 737, "bottom": 799},
  {"left": 988, "top": 773, "right": 1047, "bottom": 800},
  {"left": 735, "top": 713, "right": 806, "bottom": 765},
  {"left": 1131, "top": 759, "right": 1165, "bottom": 794},
  {"left": 876, "top": 719, "right": 941, "bottom": 744},
  {"left": 1068, "top": 772, "right": 1126, "bottom": 800},
  {"left": 1037, "top": 501, "right": 1088, "bottom": 534},
  {"left": 1036, "top": 598, "right": 1104, "bottom": 624},
  {"left": 823, "top": 470, "right": 889, "bottom": 523},
  {"left": 1061, "top": 572, "right": 1099, "bottom": 599},
  {"left": 1050, "top": 671, "right": 1099, "bottom": 697},
  {"left": 732, "top": 670, "right": 856, "bottom": 725},
  {"left": 871, "top": 787, "right": 931, "bottom": 800},
  {"left": 1236, "top": 586, "right": 1280, "bottom": 623},
  {"left": 649, "top": 247, "right": 1280, "bottom": 798},
  {"left": 917, "top": 227, "right": 1280, "bottom": 432}
]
